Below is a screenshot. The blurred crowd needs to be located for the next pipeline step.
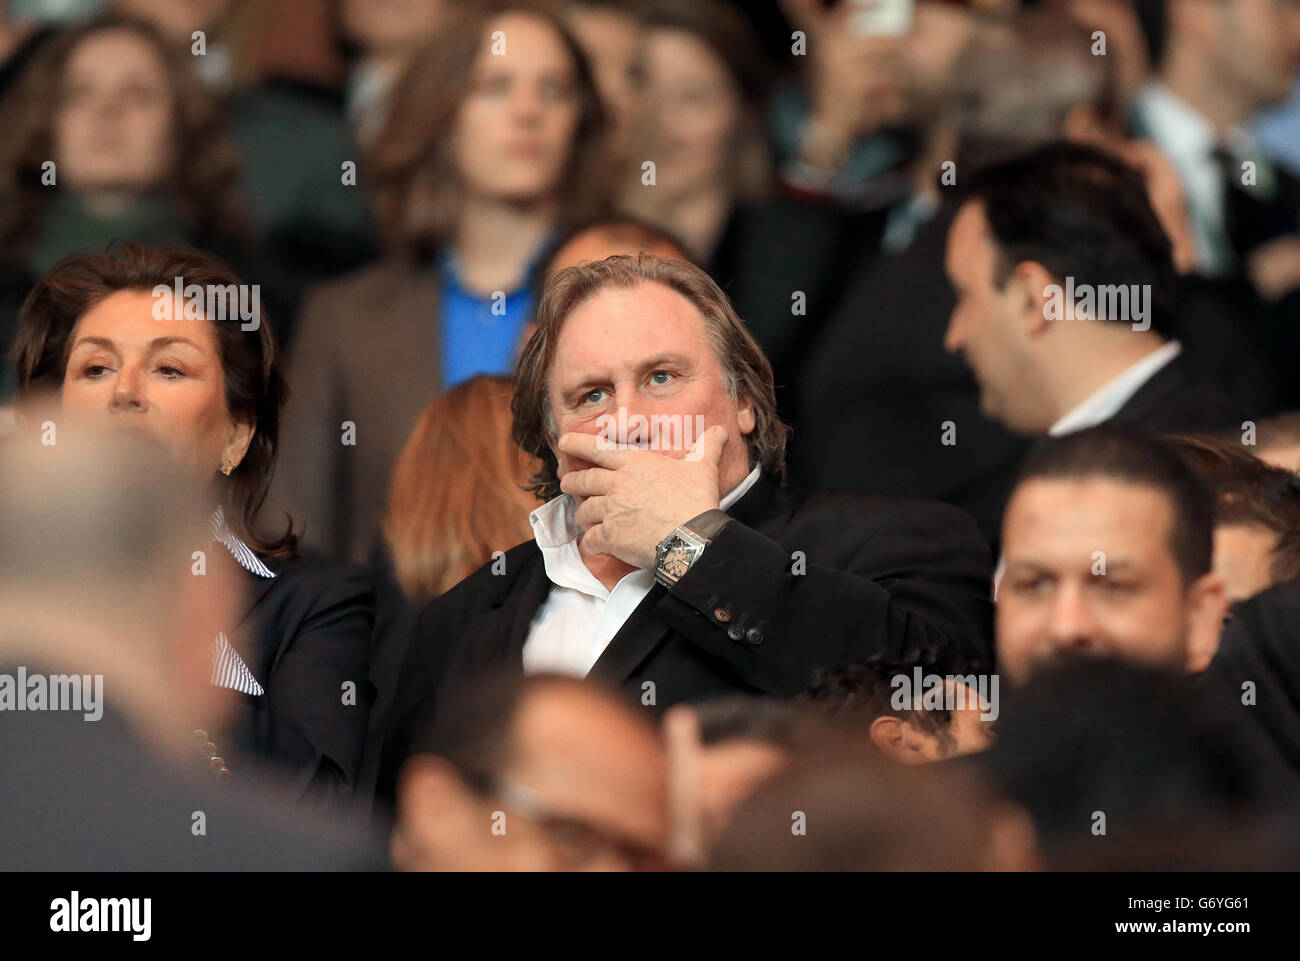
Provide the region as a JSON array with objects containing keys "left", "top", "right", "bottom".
[{"left": 1, "top": 0, "right": 1300, "bottom": 872}]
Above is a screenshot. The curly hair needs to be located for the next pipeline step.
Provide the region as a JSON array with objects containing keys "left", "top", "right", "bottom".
[{"left": 0, "top": 15, "right": 247, "bottom": 265}]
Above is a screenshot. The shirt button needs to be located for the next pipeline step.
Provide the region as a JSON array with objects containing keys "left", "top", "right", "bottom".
[
  {"left": 746, "top": 627, "right": 764, "bottom": 646},
  {"left": 727, "top": 624, "right": 744, "bottom": 641},
  {"left": 713, "top": 608, "right": 731, "bottom": 623}
]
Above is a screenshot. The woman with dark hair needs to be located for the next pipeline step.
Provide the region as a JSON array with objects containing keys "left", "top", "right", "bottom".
[
  {"left": 616, "top": 0, "right": 864, "bottom": 406},
  {"left": 271, "top": 0, "right": 611, "bottom": 562},
  {"left": 0, "top": 14, "right": 293, "bottom": 402},
  {"left": 0, "top": 15, "right": 247, "bottom": 273},
  {"left": 11, "top": 243, "right": 374, "bottom": 809}
]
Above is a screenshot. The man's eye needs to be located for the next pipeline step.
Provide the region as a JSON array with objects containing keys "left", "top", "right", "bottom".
[
  {"left": 583, "top": 388, "right": 607, "bottom": 404},
  {"left": 1012, "top": 576, "right": 1048, "bottom": 593},
  {"left": 1101, "top": 580, "right": 1135, "bottom": 596},
  {"left": 649, "top": 371, "right": 673, "bottom": 386}
]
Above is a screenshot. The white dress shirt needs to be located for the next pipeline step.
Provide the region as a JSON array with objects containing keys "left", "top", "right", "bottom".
[
  {"left": 522, "top": 467, "right": 762, "bottom": 677},
  {"left": 995, "top": 340, "right": 1184, "bottom": 600},
  {"left": 1047, "top": 341, "right": 1183, "bottom": 437},
  {"left": 1132, "top": 85, "right": 1269, "bottom": 276},
  {"left": 207, "top": 506, "right": 272, "bottom": 696}
]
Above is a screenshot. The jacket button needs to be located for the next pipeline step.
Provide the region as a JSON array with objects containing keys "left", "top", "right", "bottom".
[
  {"left": 713, "top": 607, "right": 731, "bottom": 623},
  {"left": 727, "top": 624, "right": 745, "bottom": 641},
  {"left": 746, "top": 627, "right": 764, "bottom": 646}
]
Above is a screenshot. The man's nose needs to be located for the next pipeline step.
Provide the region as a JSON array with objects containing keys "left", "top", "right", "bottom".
[
  {"left": 608, "top": 387, "right": 654, "bottom": 448},
  {"left": 1043, "top": 583, "right": 1099, "bottom": 653}
]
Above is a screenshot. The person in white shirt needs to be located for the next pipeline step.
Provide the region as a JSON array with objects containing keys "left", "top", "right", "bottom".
[{"left": 1130, "top": 0, "right": 1300, "bottom": 279}]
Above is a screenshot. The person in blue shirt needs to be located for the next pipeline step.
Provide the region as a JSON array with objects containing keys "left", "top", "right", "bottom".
[{"left": 271, "top": 0, "right": 612, "bottom": 562}]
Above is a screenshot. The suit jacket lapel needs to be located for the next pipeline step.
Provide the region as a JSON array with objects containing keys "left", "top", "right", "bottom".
[
  {"left": 587, "top": 473, "right": 786, "bottom": 686},
  {"left": 478, "top": 546, "right": 550, "bottom": 677},
  {"left": 231, "top": 559, "right": 280, "bottom": 681},
  {"left": 1109, "top": 353, "right": 1185, "bottom": 426}
]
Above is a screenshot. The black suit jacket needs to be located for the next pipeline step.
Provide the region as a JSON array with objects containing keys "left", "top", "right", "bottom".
[
  {"left": 215, "top": 552, "right": 376, "bottom": 808},
  {"left": 791, "top": 202, "right": 1034, "bottom": 548},
  {"left": 1105, "top": 350, "right": 1250, "bottom": 434},
  {"left": 379, "top": 473, "right": 994, "bottom": 797}
]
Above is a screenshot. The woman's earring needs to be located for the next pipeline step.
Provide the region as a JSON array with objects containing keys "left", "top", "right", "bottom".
[{"left": 220, "top": 460, "right": 235, "bottom": 476}]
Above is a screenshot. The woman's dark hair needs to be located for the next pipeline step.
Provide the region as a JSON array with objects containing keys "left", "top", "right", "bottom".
[
  {"left": 0, "top": 15, "right": 247, "bottom": 265},
  {"left": 10, "top": 242, "right": 296, "bottom": 557},
  {"left": 366, "top": 0, "right": 610, "bottom": 261}
]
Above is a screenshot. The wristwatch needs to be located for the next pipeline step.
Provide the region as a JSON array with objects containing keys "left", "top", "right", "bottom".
[{"left": 654, "top": 509, "right": 732, "bottom": 588}]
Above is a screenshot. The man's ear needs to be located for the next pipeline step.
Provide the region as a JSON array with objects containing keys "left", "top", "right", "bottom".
[
  {"left": 1007, "top": 261, "right": 1059, "bottom": 339},
  {"left": 1184, "top": 571, "right": 1230, "bottom": 674},
  {"left": 736, "top": 397, "right": 756, "bottom": 437},
  {"left": 869, "top": 715, "right": 928, "bottom": 764}
]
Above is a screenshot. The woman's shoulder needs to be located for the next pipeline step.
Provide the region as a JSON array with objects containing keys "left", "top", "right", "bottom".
[{"left": 258, "top": 550, "right": 375, "bottom": 611}]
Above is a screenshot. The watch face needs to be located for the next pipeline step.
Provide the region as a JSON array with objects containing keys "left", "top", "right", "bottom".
[{"left": 663, "top": 545, "right": 692, "bottom": 580}]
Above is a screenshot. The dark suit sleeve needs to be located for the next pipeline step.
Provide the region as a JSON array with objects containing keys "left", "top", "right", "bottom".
[
  {"left": 374, "top": 592, "right": 462, "bottom": 808},
  {"left": 261, "top": 562, "right": 375, "bottom": 807},
  {"left": 653, "top": 499, "right": 994, "bottom": 695}
]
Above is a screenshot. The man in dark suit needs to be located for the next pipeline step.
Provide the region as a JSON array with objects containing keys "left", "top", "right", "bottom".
[
  {"left": 944, "top": 143, "right": 1250, "bottom": 443},
  {"left": 379, "top": 254, "right": 994, "bottom": 797},
  {"left": 0, "top": 435, "right": 382, "bottom": 870},
  {"left": 938, "top": 143, "right": 1258, "bottom": 544}
]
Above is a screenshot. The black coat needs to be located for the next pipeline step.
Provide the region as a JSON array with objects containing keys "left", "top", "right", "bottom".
[
  {"left": 379, "top": 473, "right": 994, "bottom": 797},
  {"left": 213, "top": 552, "right": 376, "bottom": 808},
  {"left": 1104, "top": 350, "right": 1251, "bottom": 435}
]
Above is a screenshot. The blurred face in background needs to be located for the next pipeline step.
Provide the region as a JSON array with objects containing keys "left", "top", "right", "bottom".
[
  {"left": 895, "top": 1, "right": 975, "bottom": 122},
  {"left": 397, "top": 686, "right": 670, "bottom": 871},
  {"left": 452, "top": 13, "right": 582, "bottom": 205},
  {"left": 565, "top": 4, "right": 645, "bottom": 163},
  {"left": 342, "top": 0, "right": 445, "bottom": 60},
  {"left": 998, "top": 478, "right": 1225, "bottom": 681},
  {"left": 60, "top": 290, "right": 254, "bottom": 479},
  {"left": 114, "top": 0, "right": 233, "bottom": 40},
  {"left": 642, "top": 27, "right": 741, "bottom": 203},
  {"left": 1201, "top": 0, "right": 1300, "bottom": 108},
  {"left": 944, "top": 200, "right": 1047, "bottom": 433},
  {"left": 54, "top": 28, "right": 175, "bottom": 199}
]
